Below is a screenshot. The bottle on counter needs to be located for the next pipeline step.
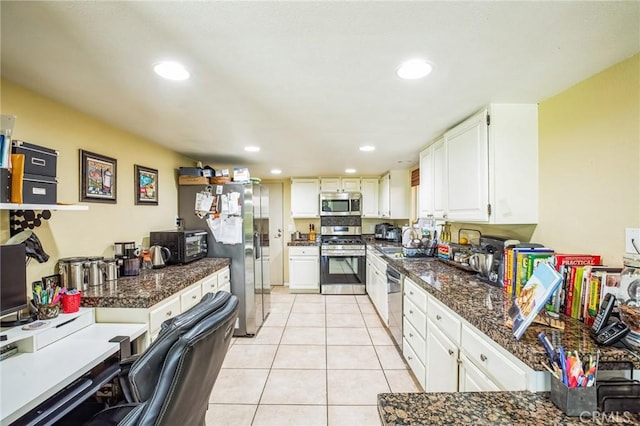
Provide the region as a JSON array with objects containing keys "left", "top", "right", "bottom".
[{"left": 309, "top": 224, "right": 316, "bottom": 242}]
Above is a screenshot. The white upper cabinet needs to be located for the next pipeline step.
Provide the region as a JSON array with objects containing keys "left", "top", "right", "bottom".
[
  {"left": 379, "top": 169, "right": 410, "bottom": 219},
  {"left": 320, "top": 178, "right": 361, "bottom": 192},
  {"left": 419, "top": 104, "right": 538, "bottom": 224},
  {"left": 418, "top": 137, "right": 447, "bottom": 219},
  {"left": 445, "top": 110, "right": 490, "bottom": 222},
  {"left": 361, "top": 178, "right": 379, "bottom": 218},
  {"left": 290, "top": 178, "right": 320, "bottom": 218}
]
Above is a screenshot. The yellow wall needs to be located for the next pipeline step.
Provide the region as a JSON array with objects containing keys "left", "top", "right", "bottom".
[
  {"left": 531, "top": 53, "right": 640, "bottom": 266},
  {"left": 452, "top": 53, "right": 640, "bottom": 267},
  {"left": 1, "top": 79, "right": 193, "bottom": 285}
]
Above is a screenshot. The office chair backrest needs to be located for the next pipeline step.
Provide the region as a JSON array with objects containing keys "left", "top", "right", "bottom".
[
  {"left": 127, "top": 291, "right": 228, "bottom": 402},
  {"left": 132, "top": 292, "right": 238, "bottom": 426}
]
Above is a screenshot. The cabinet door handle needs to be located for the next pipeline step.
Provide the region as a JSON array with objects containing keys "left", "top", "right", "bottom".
[
  {"left": 192, "top": 295, "right": 197, "bottom": 299},
  {"left": 408, "top": 356, "right": 413, "bottom": 360},
  {"left": 436, "top": 314, "right": 442, "bottom": 320},
  {"left": 480, "top": 354, "right": 487, "bottom": 362},
  {"left": 448, "top": 349, "right": 454, "bottom": 356},
  {"left": 409, "top": 310, "right": 414, "bottom": 314},
  {"left": 166, "top": 311, "right": 172, "bottom": 316},
  {"left": 409, "top": 332, "right": 413, "bottom": 338},
  {"left": 410, "top": 291, "right": 414, "bottom": 295}
]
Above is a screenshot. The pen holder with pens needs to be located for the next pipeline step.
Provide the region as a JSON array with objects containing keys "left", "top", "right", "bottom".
[
  {"left": 61, "top": 292, "right": 82, "bottom": 314},
  {"left": 36, "top": 303, "right": 60, "bottom": 320},
  {"left": 550, "top": 375, "right": 597, "bottom": 416}
]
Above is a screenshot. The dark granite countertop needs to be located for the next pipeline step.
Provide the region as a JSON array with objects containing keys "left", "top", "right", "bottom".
[
  {"left": 81, "top": 258, "right": 231, "bottom": 309},
  {"left": 378, "top": 392, "right": 640, "bottom": 425},
  {"left": 367, "top": 243, "right": 640, "bottom": 370}
]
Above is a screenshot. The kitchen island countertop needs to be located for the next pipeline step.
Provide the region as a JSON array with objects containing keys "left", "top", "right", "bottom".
[
  {"left": 81, "top": 257, "right": 231, "bottom": 309},
  {"left": 378, "top": 391, "right": 640, "bottom": 425},
  {"left": 288, "top": 240, "right": 320, "bottom": 246}
]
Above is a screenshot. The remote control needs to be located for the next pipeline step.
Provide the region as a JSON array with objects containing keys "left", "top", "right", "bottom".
[{"left": 21, "top": 321, "right": 49, "bottom": 331}]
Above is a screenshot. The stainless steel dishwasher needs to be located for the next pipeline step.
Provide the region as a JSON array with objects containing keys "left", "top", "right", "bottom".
[{"left": 386, "top": 263, "right": 403, "bottom": 348}]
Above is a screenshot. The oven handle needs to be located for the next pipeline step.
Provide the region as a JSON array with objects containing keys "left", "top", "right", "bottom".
[{"left": 321, "top": 251, "right": 365, "bottom": 257}]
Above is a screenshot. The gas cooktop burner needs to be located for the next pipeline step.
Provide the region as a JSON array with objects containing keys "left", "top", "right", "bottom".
[{"left": 321, "top": 236, "right": 365, "bottom": 245}]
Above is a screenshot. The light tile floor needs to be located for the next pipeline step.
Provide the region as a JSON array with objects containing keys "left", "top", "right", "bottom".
[{"left": 206, "top": 286, "right": 420, "bottom": 426}]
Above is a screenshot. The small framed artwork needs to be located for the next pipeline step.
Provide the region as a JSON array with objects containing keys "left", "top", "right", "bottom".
[
  {"left": 80, "top": 150, "right": 117, "bottom": 203},
  {"left": 134, "top": 164, "right": 158, "bottom": 205}
]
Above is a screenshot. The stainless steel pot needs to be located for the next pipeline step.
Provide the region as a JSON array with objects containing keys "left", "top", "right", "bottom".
[
  {"left": 58, "top": 257, "right": 88, "bottom": 290},
  {"left": 85, "top": 257, "right": 105, "bottom": 287}
]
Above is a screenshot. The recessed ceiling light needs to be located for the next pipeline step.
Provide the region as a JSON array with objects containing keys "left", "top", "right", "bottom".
[
  {"left": 153, "top": 61, "right": 190, "bottom": 81},
  {"left": 397, "top": 59, "right": 432, "bottom": 80},
  {"left": 345, "top": 168, "right": 356, "bottom": 174},
  {"left": 359, "top": 145, "right": 375, "bottom": 152},
  {"left": 244, "top": 146, "right": 260, "bottom": 152},
  {"left": 270, "top": 169, "right": 282, "bottom": 175}
]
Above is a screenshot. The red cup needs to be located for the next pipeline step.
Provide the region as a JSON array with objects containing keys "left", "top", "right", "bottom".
[{"left": 61, "top": 292, "right": 82, "bottom": 314}]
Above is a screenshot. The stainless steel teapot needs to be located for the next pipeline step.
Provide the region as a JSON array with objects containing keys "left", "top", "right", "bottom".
[{"left": 150, "top": 245, "right": 171, "bottom": 268}]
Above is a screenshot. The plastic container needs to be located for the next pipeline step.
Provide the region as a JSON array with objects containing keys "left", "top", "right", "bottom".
[{"left": 61, "top": 292, "right": 82, "bottom": 314}]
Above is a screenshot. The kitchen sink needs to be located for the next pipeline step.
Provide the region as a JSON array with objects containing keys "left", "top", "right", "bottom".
[{"left": 377, "top": 246, "right": 403, "bottom": 256}]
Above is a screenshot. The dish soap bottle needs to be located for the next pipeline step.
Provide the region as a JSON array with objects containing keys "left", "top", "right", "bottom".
[{"left": 308, "top": 224, "right": 316, "bottom": 242}]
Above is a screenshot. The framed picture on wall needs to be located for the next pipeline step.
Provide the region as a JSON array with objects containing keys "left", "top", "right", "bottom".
[
  {"left": 80, "top": 150, "right": 117, "bottom": 203},
  {"left": 134, "top": 164, "right": 158, "bottom": 205}
]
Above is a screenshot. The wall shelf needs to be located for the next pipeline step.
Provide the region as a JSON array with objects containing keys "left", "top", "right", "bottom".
[{"left": 0, "top": 203, "right": 88, "bottom": 211}]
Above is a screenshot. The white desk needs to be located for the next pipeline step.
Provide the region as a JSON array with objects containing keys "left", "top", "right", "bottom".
[{"left": 0, "top": 322, "right": 147, "bottom": 425}]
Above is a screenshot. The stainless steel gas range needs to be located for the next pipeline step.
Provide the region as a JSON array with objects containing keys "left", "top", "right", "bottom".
[{"left": 319, "top": 218, "right": 366, "bottom": 294}]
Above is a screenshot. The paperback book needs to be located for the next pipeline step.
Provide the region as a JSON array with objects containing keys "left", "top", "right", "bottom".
[{"left": 509, "top": 262, "right": 563, "bottom": 340}]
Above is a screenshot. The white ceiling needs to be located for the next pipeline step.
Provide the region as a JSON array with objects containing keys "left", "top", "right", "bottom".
[{"left": 1, "top": 1, "right": 638, "bottom": 179}]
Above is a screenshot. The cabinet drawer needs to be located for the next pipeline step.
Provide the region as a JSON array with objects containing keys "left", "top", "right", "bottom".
[
  {"left": 461, "top": 324, "right": 527, "bottom": 391},
  {"left": 404, "top": 278, "right": 427, "bottom": 313},
  {"left": 149, "top": 297, "right": 181, "bottom": 334},
  {"left": 201, "top": 274, "right": 218, "bottom": 294},
  {"left": 403, "top": 317, "right": 426, "bottom": 361},
  {"left": 427, "top": 297, "right": 461, "bottom": 345},
  {"left": 289, "top": 246, "right": 319, "bottom": 256},
  {"left": 403, "top": 338, "right": 425, "bottom": 390},
  {"left": 181, "top": 285, "right": 203, "bottom": 312},
  {"left": 404, "top": 297, "right": 427, "bottom": 339},
  {"left": 218, "top": 267, "right": 230, "bottom": 285}
]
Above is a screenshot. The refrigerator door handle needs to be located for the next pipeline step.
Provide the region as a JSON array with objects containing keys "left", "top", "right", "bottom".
[{"left": 254, "top": 231, "right": 261, "bottom": 259}]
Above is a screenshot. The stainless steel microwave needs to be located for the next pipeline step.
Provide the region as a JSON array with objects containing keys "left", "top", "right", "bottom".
[
  {"left": 320, "top": 192, "right": 362, "bottom": 216},
  {"left": 149, "top": 230, "right": 208, "bottom": 264}
]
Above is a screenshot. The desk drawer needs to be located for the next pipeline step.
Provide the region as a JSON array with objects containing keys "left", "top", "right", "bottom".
[
  {"left": 404, "top": 297, "right": 427, "bottom": 339},
  {"left": 461, "top": 324, "right": 527, "bottom": 391},
  {"left": 289, "top": 246, "right": 319, "bottom": 256},
  {"left": 181, "top": 285, "right": 203, "bottom": 312},
  {"left": 34, "top": 310, "right": 94, "bottom": 350},
  {"left": 149, "top": 297, "right": 180, "bottom": 334},
  {"left": 427, "top": 297, "right": 461, "bottom": 345},
  {"left": 404, "top": 278, "right": 427, "bottom": 313}
]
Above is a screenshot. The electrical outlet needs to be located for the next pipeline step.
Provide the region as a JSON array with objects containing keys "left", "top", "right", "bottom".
[{"left": 625, "top": 228, "right": 640, "bottom": 253}]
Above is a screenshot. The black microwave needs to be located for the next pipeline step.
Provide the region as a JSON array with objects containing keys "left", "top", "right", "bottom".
[
  {"left": 320, "top": 192, "right": 362, "bottom": 216},
  {"left": 149, "top": 230, "right": 208, "bottom": 264}
]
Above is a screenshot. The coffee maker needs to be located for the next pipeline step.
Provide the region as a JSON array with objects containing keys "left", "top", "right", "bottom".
[{"left": 470, "top": 235, "right": 520, "bottom": 286}]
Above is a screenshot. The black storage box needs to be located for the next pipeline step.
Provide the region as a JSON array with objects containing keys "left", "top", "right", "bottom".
[
  {"left": 0, "top": 168, "right": 10, "bottom": 203},
  {"left": 11, "top": 140, "right": 58, "bottom": 178},
  {"left": 179, "top": 167, "right": 202, "bottom": 176},
  {"left": 22, "top": 173, "right": 57, "bottom": 204}
]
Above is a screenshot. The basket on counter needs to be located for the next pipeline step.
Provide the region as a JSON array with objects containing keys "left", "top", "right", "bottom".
[{"left": 36, "top": 303, "right": 60, "bottom": 320}]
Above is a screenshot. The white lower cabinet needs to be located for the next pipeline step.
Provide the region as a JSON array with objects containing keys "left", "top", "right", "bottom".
[
  {"left": 425, "top": 318, "right": 459, "bottom": 392},
  {"left": 288, "top": 246, "right": 320, "bottom": 293},
  {"left": 398, "top": 276, "right": 540, "bottom": 393},
  {"left": 95, "top": 268, "right": 231, "bottom": 345},
  {"left": 458, "top": 353, "right": 500, "bottom": 392},
  {"left": 366, "top": 249, "right": 388, "bottom": 324}
]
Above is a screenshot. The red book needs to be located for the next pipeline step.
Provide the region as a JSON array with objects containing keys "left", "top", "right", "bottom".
[
  {"left": 565, "top": 266, "right": 577, "bottom": 316},
  {"left": 552, "top": 254, "right": 601, "bottom": 271}
]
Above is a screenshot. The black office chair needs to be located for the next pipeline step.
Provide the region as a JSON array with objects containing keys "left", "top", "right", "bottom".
[{"left": 85, "top": 291, "right": 238, "bottom": 426}]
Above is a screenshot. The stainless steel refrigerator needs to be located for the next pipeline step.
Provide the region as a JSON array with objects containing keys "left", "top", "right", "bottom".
[{"left": 179, "top": 182, "right": 270, "bottom": 336}]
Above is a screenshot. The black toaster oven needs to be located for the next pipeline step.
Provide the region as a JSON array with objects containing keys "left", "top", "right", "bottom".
[{"left": 149, "top": 230, "right": 208, "bottom": 264}]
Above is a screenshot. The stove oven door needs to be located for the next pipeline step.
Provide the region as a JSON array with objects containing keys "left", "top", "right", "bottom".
[{"left": 320, "top": 250, "right": 366, "bottom": 295}]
